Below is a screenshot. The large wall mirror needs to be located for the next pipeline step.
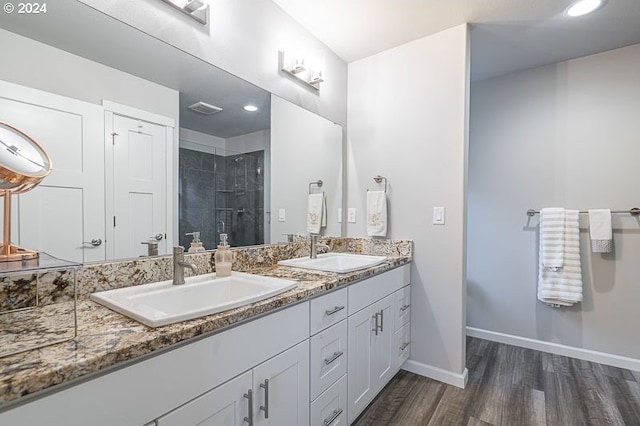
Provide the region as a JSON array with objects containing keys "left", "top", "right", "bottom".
[{"left": 0, "top": 2, "right": 342, "bottom": 263}]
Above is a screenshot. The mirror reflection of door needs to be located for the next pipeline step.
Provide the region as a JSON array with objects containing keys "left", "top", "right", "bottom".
[
  {"left": 0, "top": 80, "right": 105, "bottom": 264},
  {"left": 108, "top": 114, "right": 170, "bottom": 259}
]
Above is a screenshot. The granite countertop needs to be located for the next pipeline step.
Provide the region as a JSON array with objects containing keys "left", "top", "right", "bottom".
[{"left": 0, "top": 254, "right": 411, "bottom": 407}]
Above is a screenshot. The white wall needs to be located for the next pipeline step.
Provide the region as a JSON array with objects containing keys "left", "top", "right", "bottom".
[
  {"left": 468, "top": 43, "right": 640, "bottom": 360},
  {"left": 0, "top": 28, "right": 179, "bottom": 122},
  {"left": 271, "top": 96, "right": 343, "bottom": 240},
  {"left": 79, "top": 0, "right": 347, "bottom": 129},
  {"left": 347, "top": 25, "right": 470, "bottom": 385}
]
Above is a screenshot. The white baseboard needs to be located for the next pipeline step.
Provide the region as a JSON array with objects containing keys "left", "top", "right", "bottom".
[
  {"left": 402, "top": 360, "right": 468, "bottom": 388},
  {"left": 467, "top": 326, "right": 640, "bottom": 372}
]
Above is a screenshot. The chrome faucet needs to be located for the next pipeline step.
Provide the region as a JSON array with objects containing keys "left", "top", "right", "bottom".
[
  {"left": 310, "top": 234, "right": 330, "bottom": 259},
  {"left": 173, "top": 246, "right": 199, "bottom": 285}
]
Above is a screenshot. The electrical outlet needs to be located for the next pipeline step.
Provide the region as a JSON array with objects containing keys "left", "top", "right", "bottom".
[
  {"left": 278, "top": 208, "right": 286, "bottom": 222},
  {"left": 338, "top": 208, "right": 342, "bottom": 223}
]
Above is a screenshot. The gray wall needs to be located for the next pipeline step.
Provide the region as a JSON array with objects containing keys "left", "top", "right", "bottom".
[
  {"left": 79, "top": 0, "right": 348, "bottom": 129},
  {"left": 347, "top": 25, "right": 470, "bottom": 382},
  {"left": 468, "top": 43, "right": 640, "bottom": 359}
]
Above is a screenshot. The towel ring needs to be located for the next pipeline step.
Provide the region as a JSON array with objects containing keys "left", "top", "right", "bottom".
[
  {"left": 368, "top": 175, "right": 388, "bottom": 193},
  {"left": 309, "top": 179, "right": 323, "bottom": 194}
]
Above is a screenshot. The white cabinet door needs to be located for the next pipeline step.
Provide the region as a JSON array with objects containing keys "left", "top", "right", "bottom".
[
  {"left": 371, "top": 294, "right": 395, "bottom": 390},
  {"left": 156, "top": 370, "right": 252, "bottom": 426},
  {"left": 347, "top": 293, "right": 396, "bottom": 424},
  {"left": 347, "top": 304, "right": 374, "bottom": 423},
  {"left": 253, "top": 340, "right": 310, "bottom": 426},
  {"left": 108, "top": 113, "right": 169, "bottom": 259}
]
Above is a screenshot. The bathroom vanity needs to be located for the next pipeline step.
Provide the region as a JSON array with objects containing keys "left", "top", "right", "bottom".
[{"left": 0, "top": 239, "right": 412, "bottom": 425}]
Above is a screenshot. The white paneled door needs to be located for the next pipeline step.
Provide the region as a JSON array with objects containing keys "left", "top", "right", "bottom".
[
  {"left": 108, "top": 113, "right": 169, "bottom": 259},
  {"left": 0, "top": 80, "right": 105, "bottom": 263}
]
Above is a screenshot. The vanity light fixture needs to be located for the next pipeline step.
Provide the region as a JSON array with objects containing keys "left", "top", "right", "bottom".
[
  {"left": 159, "top": 0, "right": 209, "bottom": 25},
  {"left": 279, "top": 51, "right": 325, "bottom": 91},
  {"left": 565, "top": 0, "right": 605, "bottom": 17},
  {"left": 243, "top": 105, "right": 259, "bottom": 112}
]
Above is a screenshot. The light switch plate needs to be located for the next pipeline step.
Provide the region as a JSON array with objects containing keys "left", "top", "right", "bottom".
[
  {"left": 278, "top": 208, "right": 286, "bottom": 222},
  {"left": 433, "top": 207, "right": 445, "bottom": 225},
  {"left": 338, "top": 208, "right": 342, "bottom": 223},
  {"left": 348, "top": 208, "right": 356, "bottom": 223}
]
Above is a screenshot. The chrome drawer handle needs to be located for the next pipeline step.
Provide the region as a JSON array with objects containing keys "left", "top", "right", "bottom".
[
  {"left": 259, "top": 379, "right": 269, "bottom": 419},
  {"left": 243, "top": 389, "right": 253, "bottom": 425},
  {"left": 325, "top": 305, "right": 345, "bottom": 316},
  {"left": 400, "top": 341, "right": 410, "bottom": 351},
  {"left": 400, "top": 304, "right": 411, "bottom": 312},
  {"left": 324, "top": 351, "right": 344, "bottom": 365},
  {"left": 323, "top": 408, "right": 343, "bottom": 426},
  {"left": 372, "top": 312, "right": 380, "bottom": 335},
  {"left": 379, "top": 309, "right": 384, "bottom": 332}
]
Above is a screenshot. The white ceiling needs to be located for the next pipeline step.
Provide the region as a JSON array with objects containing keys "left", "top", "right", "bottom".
[{"left": 272, "top": 0, "right": 640, "bottom": 80}]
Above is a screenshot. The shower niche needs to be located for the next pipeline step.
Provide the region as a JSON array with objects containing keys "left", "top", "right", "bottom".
[{"left": 179, "top": 147, "right": 265, "bottom": 249}]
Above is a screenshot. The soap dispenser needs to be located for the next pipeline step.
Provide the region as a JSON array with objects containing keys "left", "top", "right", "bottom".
[
  {"left": 215, "top": 233, "right": 233, "bottom": 277},
  {"left": 186, "top": 232, "right": 205, "bottom": 253}
]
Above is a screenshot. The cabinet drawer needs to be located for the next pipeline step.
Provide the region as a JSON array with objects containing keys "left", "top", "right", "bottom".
[
  {"left": 348, "top": 264, "right": 410, "bottom": 315},
  {"left": 394, "top": 285, "right": 411, "bottom": 331},
  {"left": 310, "top": 288, "right": 347, "bottom": 335},
  {"left": 393, "top": 322, "right": 411, "bottom": 370},
  {"left": 310, "top": 320, "right": 348, "bottom": 400},
  {"left": 310, "top": 374, "right": 347, "bottom": 426}
]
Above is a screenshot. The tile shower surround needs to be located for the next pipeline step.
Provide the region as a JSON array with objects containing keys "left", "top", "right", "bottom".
[{"left": 179, "top": 148, "right": 264, "bottom": 249}]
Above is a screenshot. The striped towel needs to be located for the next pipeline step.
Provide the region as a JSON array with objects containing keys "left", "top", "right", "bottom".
[
  {"left": 540, "top": 208, "right": 565, "bottom": 269},
  {"left": 537, "top": 209, "right": 583, "bottom": 307}
]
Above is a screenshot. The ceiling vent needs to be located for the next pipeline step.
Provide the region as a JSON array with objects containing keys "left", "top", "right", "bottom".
[{"left": 188, "top": 101, "right": 223, "bottom": 115}]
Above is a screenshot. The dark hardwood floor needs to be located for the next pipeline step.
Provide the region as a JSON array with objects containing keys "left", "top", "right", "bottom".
[{"left": 354, "top": 337, "right": 640, "bottom": 425}]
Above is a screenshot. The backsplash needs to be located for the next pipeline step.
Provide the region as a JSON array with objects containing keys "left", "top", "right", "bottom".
[{"left": 0, "top": 237, "right": 413, "bottom": 309}]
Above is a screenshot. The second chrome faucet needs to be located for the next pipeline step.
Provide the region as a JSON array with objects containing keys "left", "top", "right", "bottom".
[{"left": 173, "top": 246, "right": 199, "bottom": 285}]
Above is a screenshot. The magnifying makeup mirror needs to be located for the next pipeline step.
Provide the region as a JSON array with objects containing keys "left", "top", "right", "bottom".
[{"left": 0, "top": 122, "right": 52, "bottom": 262}]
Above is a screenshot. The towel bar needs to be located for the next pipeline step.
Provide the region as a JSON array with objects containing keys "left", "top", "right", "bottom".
[
  {"left": 369, "top": 175, "right": 388, "bottom": 193},
  {"left": 308, "top": 180, "right": 323, "bottom": 194},
  {"left": 527, "top": 208, "right": 640, "bottom": 216}
]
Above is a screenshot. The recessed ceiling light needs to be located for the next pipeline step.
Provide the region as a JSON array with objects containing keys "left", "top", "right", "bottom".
[
  {"left": 565, "top": 0, "right": 604, "bottom": 17},
  {"left": 243, "top": 105, "right": 258, "bottom": 112}
]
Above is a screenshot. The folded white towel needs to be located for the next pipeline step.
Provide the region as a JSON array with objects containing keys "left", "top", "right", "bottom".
[
  {"left": 540, "top": 208, "right": 566, "bottom": 269},
  {"left": 307, "top": 192, "right": 326, "bottom": 234},
  {"left": 366, "top": 190, "right": 387, "bottom": 237},
  {"left": 538, "top": 209, "right": 583, "bottom": 307},
  {"left": 588, "top": 209, "right": 612, "bottom": 253}
]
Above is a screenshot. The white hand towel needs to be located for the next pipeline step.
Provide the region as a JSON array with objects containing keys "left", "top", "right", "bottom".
[
  {"left": 540, "top": 208, "right": 565, "bottom": 269},
  {"left": 588, "top": 209, "right": 612, "bottom": 253},
  {"left": 366, "top": 190, "right": 387, "bottom": 237},
  {"left": 538, "top": 209, "right": 583, "bottom": 307},
  {"left": 307, "top": 193, "right": 325, "bottom": 234}
]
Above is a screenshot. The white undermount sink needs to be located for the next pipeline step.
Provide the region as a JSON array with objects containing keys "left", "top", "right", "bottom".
[
  {"left": 278, "top": 252, "right": 387, "bottom": 273},
  {"left": 90, "top": 272, "right": 297, "bottom": 327}
]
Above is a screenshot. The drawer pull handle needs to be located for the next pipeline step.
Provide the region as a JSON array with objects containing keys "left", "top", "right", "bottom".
[
  {"left": 259, "top": 379, "right": 269, "bottom": 418},
  {"left": 400, "top": 304, "right": 411, "bottom": 312},
  {"left": 400, "top": 341, "right": 410, "bottom": 351},
  {"left": 243, "top": 389, "right": 253, "bottom": 425},
  {"left": 323, "top": 408, "right": 343, "bottom": 426},
  {"left": 372, "top": 312, "right": 380, "bottom": 335},
  {"left": 324, "top": 350, "right": 344, "bottom": 365},
  {"left": 325, "top": 305, "right": 345, "bottom": 316},
  {"left": 379, "top": 309, "right": 384, "bottom": 332}
]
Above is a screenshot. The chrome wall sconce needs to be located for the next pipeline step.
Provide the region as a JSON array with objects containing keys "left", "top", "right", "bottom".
[
  {"left": 279, "top": 51, "right": 325, "bottom": 91},
  {"left": 159, "top": 0, "right": 209, "bottom": 25}
]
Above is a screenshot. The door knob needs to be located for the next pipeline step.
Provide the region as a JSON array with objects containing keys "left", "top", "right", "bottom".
[
  {"left": 154, "top": 233, "right": 164, "bottom": 241},
  {"left": 82, "top": 238, "right": 102, "bottom": 247}
]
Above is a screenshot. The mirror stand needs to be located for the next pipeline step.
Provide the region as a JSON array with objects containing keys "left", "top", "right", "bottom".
[{"left": 1, "top": 191, "right": 38, "bottom": 261}]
